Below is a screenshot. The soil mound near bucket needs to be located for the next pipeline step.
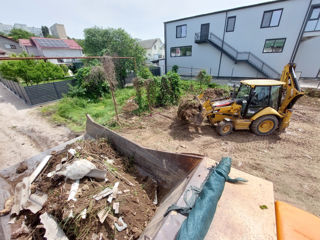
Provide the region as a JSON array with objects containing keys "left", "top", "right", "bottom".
[
  {"left": 177, "top": 99, "right": 202, "bottom": 123},
  {"left": 11, "top": 139, "right": 157, "bottom": 240},
  {"left": 177, "top": 88, "right": 229, "bottom": 124}
]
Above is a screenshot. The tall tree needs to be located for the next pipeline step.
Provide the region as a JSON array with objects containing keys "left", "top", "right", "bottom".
[
  {"left": 83, "top": 27, "right": 146, "bottom": 87},
  {"left": 8, "top": 28, "right": 34, "bottom": 40},
  {"left": 41, "top": 26, "right": 50, "bottom": 37}
]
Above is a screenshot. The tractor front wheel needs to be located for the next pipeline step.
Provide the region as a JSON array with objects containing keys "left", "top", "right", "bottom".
[
  {"left": 216, "top": 121, "right": 233, "bottom": 136},
  {"left": 251, "top": 115, "right": 279, "bottom": 136}
]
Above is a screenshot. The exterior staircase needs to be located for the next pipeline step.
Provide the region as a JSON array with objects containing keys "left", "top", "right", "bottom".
[{"left": 195, "top": 32, "right": 280, "bottom": 79}]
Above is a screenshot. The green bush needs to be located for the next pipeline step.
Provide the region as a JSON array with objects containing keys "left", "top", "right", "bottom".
[
  {"left": 0, "top": 53, "right": 66, "bottom": 85},
  {"left": 138, "top": 67, "right": 153, "bottom": 79},
  {"left": 172, "top": 65, "right": 179, "bottom": 73},
  {"left": 197, "top": 69, "right": 212, "bottom": 87},
  {"left": 71, "top": 66, "right": 109, "bottom": 99}
]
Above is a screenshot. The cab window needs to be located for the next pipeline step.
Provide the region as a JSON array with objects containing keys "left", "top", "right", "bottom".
[
  {"left": 236, "top": 84, "right": 251, "bottom": 100},
  {"left": 246, "top": 86, "right": 270, "bottom": 117},
  {"left": 270, "top": 85, "right": 281, "bottom": 110}
]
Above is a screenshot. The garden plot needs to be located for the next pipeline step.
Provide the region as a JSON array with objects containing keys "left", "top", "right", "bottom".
[{"left": 9, "top": 139, "right": 158, "bottom": 240}]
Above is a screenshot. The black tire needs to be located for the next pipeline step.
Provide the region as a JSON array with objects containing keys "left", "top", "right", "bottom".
[
  {"left": 216, "top": 121, "right": 233, "bottom": 136},
  {"left": 251, "top": 115, "right": 279, "bottom": 136}
]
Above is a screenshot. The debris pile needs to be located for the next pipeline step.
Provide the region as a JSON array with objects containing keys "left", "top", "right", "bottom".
[
  {"left": 6, "top": 139, "right": 157, "bottom": 240},
  {"left": 177, "top": 88, "right": 229, "bottom": 124}
]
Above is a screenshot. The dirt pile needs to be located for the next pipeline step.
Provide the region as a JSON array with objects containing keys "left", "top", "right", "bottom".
[
  {"left": 10, "top": 139, "right": 157, "bottom": 240},
  {"left": 177, "top": 88, "right": 228, "bottom": 124},
  {"left": 202, "top": 88, "right": 228, "bottom": 101},
  {"left": 304, "top": 88, "right": 320, "bottom": 98}
]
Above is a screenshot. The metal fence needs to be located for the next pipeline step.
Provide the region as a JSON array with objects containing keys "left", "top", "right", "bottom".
[{"left": 0, "top": 78, "right": 76, "bottom": 105}]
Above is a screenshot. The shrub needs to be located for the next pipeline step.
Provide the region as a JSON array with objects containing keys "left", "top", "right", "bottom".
[
  {"left": 138, "top": 67, "right": 153, "bottom": 79},
  {"left": 172, "top": 65, "right": 179, "bottom": 73},
  {"left": 197, "top": 70, "right": 212, "bottom": 87},
  {"left": 0, "top": 53, "right": 65, "bottom": 85}
]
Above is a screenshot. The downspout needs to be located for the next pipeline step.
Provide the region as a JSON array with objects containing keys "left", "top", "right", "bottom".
[
  {"left": 217, "top": 11, "right": 228, "bottom": 78},
  {"left": 290, "top": 0, "right": 312, "bottom": 62},
  {"left": 164, "top": 22, "right": 167, "bottom": 74}
]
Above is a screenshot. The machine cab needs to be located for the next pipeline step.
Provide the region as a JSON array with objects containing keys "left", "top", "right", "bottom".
[{"left": 235, "top": 80, "right": 285, "bottom": 118}]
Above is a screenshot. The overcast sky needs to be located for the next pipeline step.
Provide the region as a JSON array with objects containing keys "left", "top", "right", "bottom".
[{"left": 2, "top": 0, "right": 275, "bottom": 40}]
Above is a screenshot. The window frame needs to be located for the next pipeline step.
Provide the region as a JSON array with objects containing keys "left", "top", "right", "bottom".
[
  {"left": 304, "top": 5, "right": 320, "bottom": 32},
  {"left": 260, "top": 8, "right": 283, "bottom": 28},
  {"left": 176, "top": 24, "right": 187, "bottom": 38},
  {"left": 262, "top": 38, "right": 286, "bottom": 54},
  {"left": 226, "top": 16, "right": 236, "bottom": 32},
  {"left": 170, "top": 45, "right": 192, "bottom": 57}
]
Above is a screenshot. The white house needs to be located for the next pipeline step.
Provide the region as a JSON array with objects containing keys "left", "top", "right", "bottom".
[
  {"left": 139, "top": 38, "right": 165, "bottom": 62},
  {"left": 164, "top": 0, "right": 320, "bottom": 79},
  {"left": 19, "top": 37, "right": 83, "bottom": 64}
]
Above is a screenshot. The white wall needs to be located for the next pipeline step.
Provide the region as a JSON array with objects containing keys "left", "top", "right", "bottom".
[{"left": 165, "top": 0, "right": 311, "bottom": 78}]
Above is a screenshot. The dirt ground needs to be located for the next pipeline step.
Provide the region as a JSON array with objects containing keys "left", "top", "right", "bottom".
[
  {"left": 0, "top": 84, "right": 73, "bottom": 170},
  {"left": 117, "top": 95, "right": 320, "bottom": 217}
]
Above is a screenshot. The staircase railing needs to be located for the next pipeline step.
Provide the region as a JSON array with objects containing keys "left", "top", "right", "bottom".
[{"left": 195, "top": 32, "right": 280, "bottom": 79}]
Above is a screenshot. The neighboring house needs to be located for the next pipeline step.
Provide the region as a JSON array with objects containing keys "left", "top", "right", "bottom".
[
  {"left": 0, "top": 35, "right": 23, "bottom": 57},
  {"left": 139, "top": 38, "right": 165, "bottom": 61},
  {"left": 50, "top": 23, "right": 67, "bottom": 39},
  {"left": 164, "top": 0, "right": 320, "bottom": 79},
  {"left": 19, "top": 37, "right": 83, "bottom": 63}
]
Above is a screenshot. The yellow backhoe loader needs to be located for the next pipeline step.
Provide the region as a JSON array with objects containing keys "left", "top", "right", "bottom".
[{"left": 198, "top": 63, "right": 304, "bottom": 136}]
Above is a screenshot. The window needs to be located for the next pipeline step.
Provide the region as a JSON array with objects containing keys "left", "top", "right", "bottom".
[
  {"left": 170, "top": 46, "right": 192, "bottom": 57},
  {"left": 5, "top": 44, "right": 17, "bottom": 49},
  {"left": 10, "top": 45, "right": 16, "bottom": 49},
  {"left": 226, "top": 16, "right": 236, "bottom": 32},
  {"left": 263, "top": 38, "right": 286, "bottom": 53},
  {"left": 176, "top": 25, "right": 187, "bottom": 38},
  {"left": 154, "top": 45, "right": 157, "bottom": 50},
  {"left": 261, "top": 9, "right": 283, "bottom": 28},
  {"left": 305, "top": 6, "right": 320, "bottom": 32}
]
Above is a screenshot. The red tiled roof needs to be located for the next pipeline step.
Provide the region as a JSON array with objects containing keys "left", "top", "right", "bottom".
[
  {"left": 63, "top": 39, "right": 82, "bottom": 50},
  {"left": 19, "top": 39, "right": 33, "bottom": 47}
]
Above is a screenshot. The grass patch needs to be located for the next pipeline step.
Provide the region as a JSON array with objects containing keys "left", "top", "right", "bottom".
[
  {"left": 41, "top": 80, "right": 229, "bottom": 133},
  {"left": 41, "top": 87, "right": 135, "bottom": 132}
]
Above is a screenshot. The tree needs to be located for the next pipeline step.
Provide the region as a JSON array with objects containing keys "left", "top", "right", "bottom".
[
  {"left": 8, "top": 28, "right": 35, "bottom": 40},
  {"left": 83, "top": 27, "right": 146, "bottom": 87},
  {"left": 41, "top": 26, "right": 50, "bottom": 37}
]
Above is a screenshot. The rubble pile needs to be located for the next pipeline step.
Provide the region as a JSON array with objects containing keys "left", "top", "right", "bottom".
[{"left": 7, "top": 139, "right": 157, "bottom": 240}]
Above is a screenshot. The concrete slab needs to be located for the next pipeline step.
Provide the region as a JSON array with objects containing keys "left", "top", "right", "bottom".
[{"left": 205, "top": 159, "right": 276, "bottom": 240}]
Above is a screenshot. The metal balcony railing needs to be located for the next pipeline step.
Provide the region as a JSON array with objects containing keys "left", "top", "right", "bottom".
[{"left": 195, "top": 32, "right": 280, "bottom": 79}]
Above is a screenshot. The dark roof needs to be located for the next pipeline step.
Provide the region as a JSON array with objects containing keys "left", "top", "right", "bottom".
[
  {"left": 164, "top": 0, "right": 287, "bottom": 24},
  {"left": 0, "top": 35, "right": 19, "bottom": 43},
  {"left": 139, "top": 38, "right": 162, "bottom": 49}
]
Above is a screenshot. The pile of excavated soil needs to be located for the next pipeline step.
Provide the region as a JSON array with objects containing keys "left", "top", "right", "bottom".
[
  {"left": 12, "top": 139, "right": 157, "bottom": 240},
  {"left": 177, "top": 88, "right": 229, "bottom": 124},
  {"left": 202, "top": 88, "right": 228, "bottom": 101},
  {"left": 177, "top": 99, "right": 202, "bottom": 123},
  {"left": 304, "top": 88, "right": 320, "bottom": 98}
]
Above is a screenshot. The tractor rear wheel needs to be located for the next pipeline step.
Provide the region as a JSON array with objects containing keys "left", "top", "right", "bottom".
[
  {"left": 216, "top": 121, "right": 233, "bottom": 136},
  {"left": 251, "top": 115, "right": 279, "bottom": 136}
]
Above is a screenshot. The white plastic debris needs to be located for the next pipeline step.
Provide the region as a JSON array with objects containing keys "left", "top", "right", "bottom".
[
  {"left": 76, "top": 146, "right": 82, "bottom": 150},
  {"left": 106, "top": 158, "right": 114, "bottom": 165},
  {"left": 67, "top": 180, "right": 80, "bottom": 201},
  {"left": 153, "top": 188, "right": 158, "bottom": 205},
  {"left": 113, "top": 202, "right": 119, "bottom": 214},
  {"left": 97, "top": 208, "right": 110, "bottom": 223},
  {"left": 108, "top": 182, "right": 119, "bottom": 203},
  {"left": 68, "top": 149, "right": 76, "bottom": 156},
  {"left": 80, "top": 208, "right": 87, "bottom": 219},
  {"left": 93, "top": 187, "right": 113, "bottom": 201},
  {"left": 55, "top": 159, "right": 106, "bottom": 180},
  {"left": 61, "top": 157, "right": 67, "bottom": 163},
  {"left": 40, "top": 212, "right": 68, "bottom": 240},
  {"left": 114, "top": 217, "right": 127, "bottom": 232},
  {"left": 123, "top": 189, "right": 130, "bottom": 193},
  {"left": 29, "top": 155, "right": 52, "bottom": 183},
  {"left": 68, "top": 210, "right": 74, "bottom": 218}
]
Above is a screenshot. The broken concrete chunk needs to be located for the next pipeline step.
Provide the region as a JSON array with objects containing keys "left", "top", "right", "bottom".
[
  {"left": 113, "top": 202, "right": 119, "bottom": 214},
  {"left": 93, "top": 187, "right": 113, "bottom": 201},
  {"left": 86, "top": 169, "right": 107, "bottom": 180},
  {"left": 40, "top": 212, "right": 68, "bottom": 240},
  {"left": 97, "top": 208, "right": 110, "bottom": 223},
  {"left": 114, "top": 217, "right": 127, "bottom": 232},
  {"left": 67, "top": 180, "right": 79, "bottom": 201}
]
